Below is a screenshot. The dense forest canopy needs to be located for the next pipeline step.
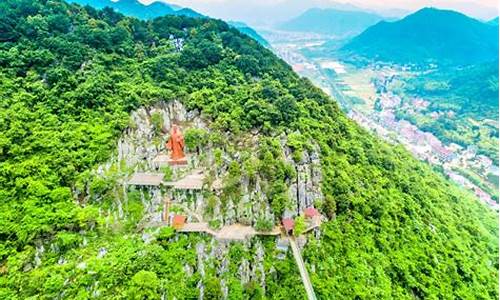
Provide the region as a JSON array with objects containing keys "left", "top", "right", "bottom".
[
  {"left": 0, "top": 0, "right": 497, "bottom": 298},
  {"left": 67, "top": 0, "right": 204, "bottom": 19},
  {"left": 403, "top": 63, "right": 499, "bottom": 119}
]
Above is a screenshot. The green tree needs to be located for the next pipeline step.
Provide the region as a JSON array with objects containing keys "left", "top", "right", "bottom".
[
  {"left": 126, "top": 270, "right": 161, "bottom": 300},
  {"left": 294, "top": 216, "right": 306, "bottom": 236},
  {"left": 184, "top": 128, "right": 208, "bottom": 154},
  {"left": 150, "top": 112, "right": 164, "bottom": 136},
  {"left": 204, "top": 276, "right": 223, "bottom": 299}
]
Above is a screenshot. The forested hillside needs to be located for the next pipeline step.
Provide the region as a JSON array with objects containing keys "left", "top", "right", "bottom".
[
  {"left": 0, "top": 0, "right": 497, "bottom": 299},
  {"left": 394, "top": 63, "right": 499, "bottom": 163},
  {"left": 67, "top": 0, "right": 203, "bottom": 18},
  {"left": 227, "top": 21, "right": 270, "bottom": 47},
  {"left": 67, "top": 1, "right": 272, "bottom": 48},
  {"left": 343, "top": 8, "right": 499, "bottom": 65}
]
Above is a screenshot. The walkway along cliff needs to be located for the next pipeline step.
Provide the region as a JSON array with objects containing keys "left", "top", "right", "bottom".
[{"left": 105, "top": 100, "right": 325, "bottom": 298}]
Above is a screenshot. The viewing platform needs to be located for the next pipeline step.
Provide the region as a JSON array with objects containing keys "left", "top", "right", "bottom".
[
  {"left": 164, "top": 169, "right": 204, "bottom": 190},
  {"left": 177, "top": 222, "right": 281, "bottom": 241},
  {"left": 153, "top": 154, "right": 188, "bottom": 167},
  {"left": 127, "top": 173, "right": 164, "bottom": 186}
]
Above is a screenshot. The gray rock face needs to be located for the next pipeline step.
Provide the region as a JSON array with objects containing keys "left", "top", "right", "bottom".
[
  {"left": 221, "top": 279, "right": 229, "bottom": 300},
  {"left": 91, "top": 99, "right": 325, "bottom": 229},
  {"left": 97, "top": 247, "right": 107, "bottom": 258},
  {"left": 196, "top": 242, "right": 206, "bottom": 278},
  {"left": 79, "top": 101, "right": 325, "bottom": 295},
  {"left": 225, "top": 200, "right": 236, "bottom": 225},
  {"left": 197, "top": 280, "right": 204, "bottom": 300},
  {"left": 117, "top": 100, "right": 206, "bottom": 172},
  {"left": 58, "top": 257, "right": 66, "bottom": 265},
  {"left": 33, "top": 243, "right": 45, "bottom": 268},
  {"left": 238, "top": 259, "right": 250, "bottom": 285},
  {"left": 184, "top": 264, "right": 194, "bottom": 277},
  {"left": 254, "top": 242, "right": 266, "bottom": 294},
  {"left": 284, "top": 143, "right": 323, "bottom": 217},
  {"left": 87, "top": 100, "right": 210, "bottom": 227}
]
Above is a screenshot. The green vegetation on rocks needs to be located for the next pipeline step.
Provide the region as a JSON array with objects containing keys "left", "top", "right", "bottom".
[{"left": 0, "top": 0, "right": 497, "bottom": 298}]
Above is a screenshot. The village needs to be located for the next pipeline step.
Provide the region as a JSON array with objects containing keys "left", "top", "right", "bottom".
[
  {"left": 270, "top": 39, "right": 498, "bottom": 210},
  {"left": 348, "top": 90, "right": 499, "bottom": 210}
]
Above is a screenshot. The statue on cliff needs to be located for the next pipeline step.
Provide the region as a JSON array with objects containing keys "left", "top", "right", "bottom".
[{"left": 166, "top": 125, "right": 187, "bottom": 164}]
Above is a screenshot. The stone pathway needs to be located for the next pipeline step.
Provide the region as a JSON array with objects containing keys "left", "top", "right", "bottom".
[
  {"left": 173, "top": 202, "right": 203, "bottom": 222},
  {"left": 128, "top": 173, "right": 164, "bottom": 186},
  {"left": 164, "top": 169, "right": 204, "bottom": 190},
  {"left": 178, "top": 222, "right": 281, "bottom": 241},
  {"left": 289, "top": 237, "right": 317, "bottom": 300}
]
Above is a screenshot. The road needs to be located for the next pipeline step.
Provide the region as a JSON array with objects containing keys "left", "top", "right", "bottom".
[{"left": 289, "top": 237, "right": 317, "bottom": 300}]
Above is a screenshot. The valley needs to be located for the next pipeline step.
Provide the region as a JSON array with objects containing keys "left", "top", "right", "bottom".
[{"left": 266, "top": 33, "right": 499, "bottom": 209}]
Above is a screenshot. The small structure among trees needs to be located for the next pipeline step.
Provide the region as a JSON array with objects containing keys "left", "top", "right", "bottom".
[
  {"left": 282, "top": 218, "right": 295, "bottom": 235},
  {"left": 304, "top": 207, "right": 319, "bottom": 219},
  {"left": 171, "top": 215, "right": 186, "bottom": 230}
]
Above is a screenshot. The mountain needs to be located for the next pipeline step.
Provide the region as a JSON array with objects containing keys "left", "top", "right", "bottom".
[
  {"left": 279, "top": 8, "right": 385, "bottom": 37},
  {"left": 488, "top": 17, "right": 499, "bottom": 25},
  {"left": 68, "top": 0, "right": 204, "bottom": 19},
  {"left": 227, "top": 21, "right": 270, "bottom": 47},
  {"left": 342, "top": 8, "right": 499, "bottom": 65},
  {"left": 186, "top": 0, "right": 369, "bottom": 27},
  {"left": 68, "top": 1, "right": 268, "bottom": 47},
  {"left": 0, "top": 0, "right": 498, "bottom": 299}
]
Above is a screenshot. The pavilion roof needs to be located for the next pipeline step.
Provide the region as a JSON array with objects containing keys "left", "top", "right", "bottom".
[
  {"left": 304, "top": 207, "right": 319, "bottom": 218},
  {"left": 282, "top": 218, "right": 295, "bottom": 231},
  {"left": 172, "top": 215, "right": 186, "bottom": 229}
]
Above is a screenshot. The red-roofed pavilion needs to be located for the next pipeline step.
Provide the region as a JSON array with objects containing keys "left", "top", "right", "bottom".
[
  {"left": 172, "top": 215, "right": 186, "bottom": 230},
  {"left": 282, "top": 218, "right": 295, "bottom": 235},
  {"left": 304, "top": 207, "right": 319, "bottom": 219}
]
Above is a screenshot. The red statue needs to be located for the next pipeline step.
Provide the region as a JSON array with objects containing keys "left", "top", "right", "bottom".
[{"left": 165, "top": 125, "right": 186, "bottom": 161}]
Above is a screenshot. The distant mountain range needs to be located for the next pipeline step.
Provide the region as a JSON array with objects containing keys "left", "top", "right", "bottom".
[
  {"left": 278, "top": 8, "right": 385, "bottom": 37},
  {"left": 342, "top": 8, "right": 499, "bottom": 65},
  {"left": 68, "top": 0, "right": 270, "bottom": 47},
  {"left": 227, "top": 21, "right": 270, "bottom": 47},
  {"left": 488, "top": 17, "right": 499, "bottom": 25},
  {"left": 68, "top": 0, "right": 203, "bottom": 19}
]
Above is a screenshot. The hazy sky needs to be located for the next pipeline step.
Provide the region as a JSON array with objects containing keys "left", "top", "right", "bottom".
[
  {"left": 140, "top": 0, "right": 499, "bottom": 25},
  {"left": 156, "top": 0, "right": 498, "bottom": 7}
]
